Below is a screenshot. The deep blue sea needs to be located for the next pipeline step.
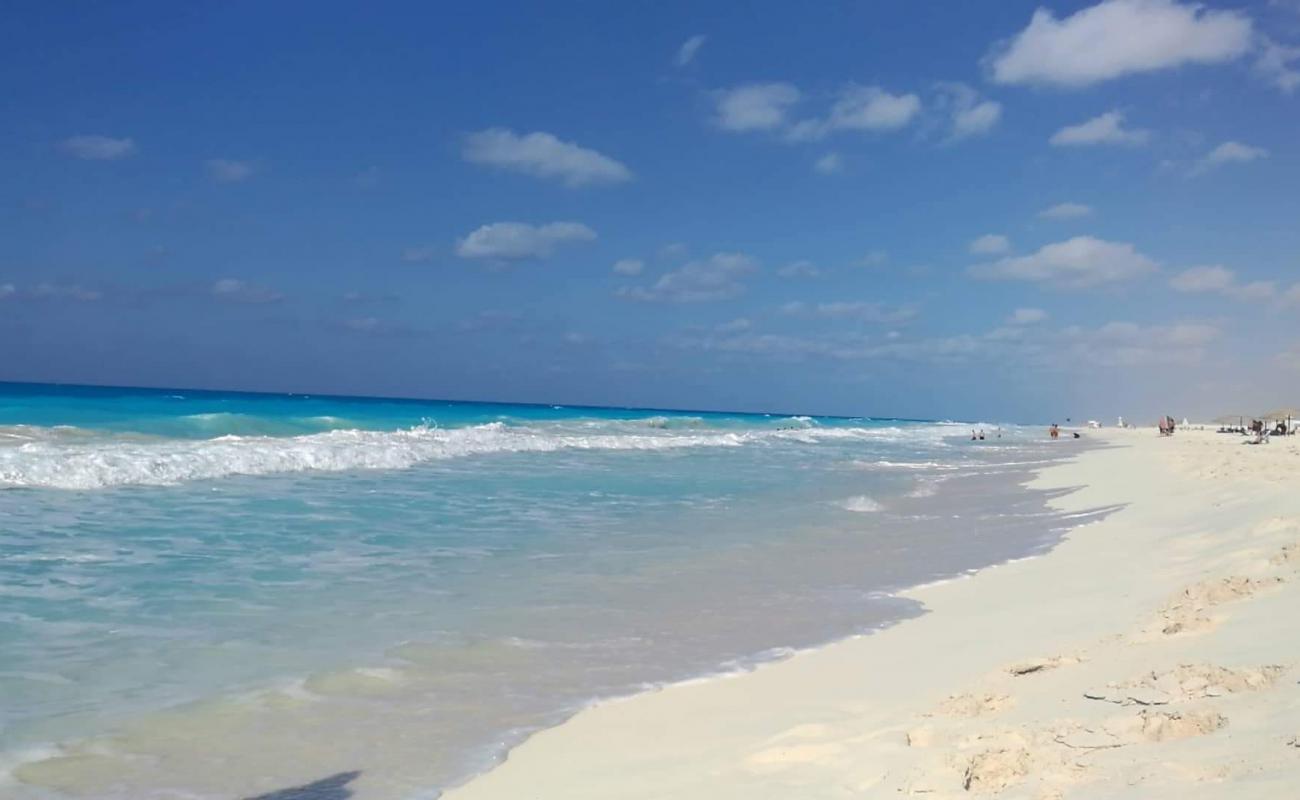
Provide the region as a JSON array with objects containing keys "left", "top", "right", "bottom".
[{"left": 0, "top": 382, "right": 1090, "bottom": 799}]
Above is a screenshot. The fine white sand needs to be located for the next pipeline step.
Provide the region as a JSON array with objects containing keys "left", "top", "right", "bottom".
[{"left": 445, "top": 428, "right": 1300, "bottom": 799}]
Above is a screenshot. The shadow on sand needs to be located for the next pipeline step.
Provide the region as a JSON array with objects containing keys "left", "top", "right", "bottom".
[{"left": 245, "top": 771, "right": 361, "bottom": 800}]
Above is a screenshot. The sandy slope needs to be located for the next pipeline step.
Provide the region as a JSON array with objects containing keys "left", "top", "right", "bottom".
[{"left": 444, "top": 428, "right": 1300, "bottom": 799}]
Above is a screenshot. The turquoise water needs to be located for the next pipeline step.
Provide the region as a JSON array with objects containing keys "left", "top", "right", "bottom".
[{"left": 0, "top": 383, "right": 1088, "bottom": 799}]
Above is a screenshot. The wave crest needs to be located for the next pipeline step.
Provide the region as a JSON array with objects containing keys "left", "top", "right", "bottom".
[{"left": 0, "top": 421, "right": 927, "bottom": 490}]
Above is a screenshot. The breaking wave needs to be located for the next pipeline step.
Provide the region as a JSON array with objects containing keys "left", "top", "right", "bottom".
[{"left": 0, "top": 421, "right": 927, "bottom": 490}]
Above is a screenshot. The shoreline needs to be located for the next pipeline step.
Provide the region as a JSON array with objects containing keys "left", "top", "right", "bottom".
[{"left": 443, "top": 428, "right": 1300, "bottom": 799}]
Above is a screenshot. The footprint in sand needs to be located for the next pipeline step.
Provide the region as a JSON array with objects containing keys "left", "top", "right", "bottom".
[
  {"left": 1084, "top": 663, "right": 1287, "bottom": 706},
  {"left": 1271, "top": 542, "right": 1300, "bottom": 567},
  {"left": 1053, "top": 708, "right": 1227, "bottom": 750},
  {"left": 1007, "top": 654, "right": 1083, "bottom": 677},
  {"left": 1154, "top": 576, "right": 1284, "bottom": 636},
  {"left": 935, "top": 692, "right": 1015, "bottom": 718}
]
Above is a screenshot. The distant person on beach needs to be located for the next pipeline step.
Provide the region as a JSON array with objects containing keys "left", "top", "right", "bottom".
[
  {"left": 978, "top": 429, "right": 985, "bottom": 440},
  {"left": 1049, "top": 424, "right": 1059, "bottom": 439}
]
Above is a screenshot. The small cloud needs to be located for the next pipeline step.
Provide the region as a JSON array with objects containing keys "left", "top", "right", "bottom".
[
  {"left": 934, "top": 83, "right": 1002, "bottom": 141},
  {"left": 813, "top": 152, "right": 844, "bottom": 174},
  {"left": 562, "top": 331, "right": 589, "bottom": 345},
  {"left": 856, "top": 250, "right": 889, "bottom": 267},
  {"left": 969, "top": 235, "right": 1158, "bottom": 288},
  {"left": 1039, "top": 202, "right": 1093, "bottom": 220},
  {"left": 618, "top": 252, "right": 757, "bottom": 302},
  {"left": 659, "top": 242, "right": 689, "bottom": 260},
  {"left": 456, "top": 221, "right": 596, "bottom": 261},
  {"left": 675, "top": 34, "right": 707, "bottom": 67},
  {"left": 1256, "top": 37, "right": 1300, "bottom": 93},
  {"left": 1050, "top": 110, "right": 1149, "bottom": 146},
  {"left": 969, "top": 234, "right": 1011, "bottom": 255},
  {"left": 344, "top": 317, "right": 381, "bottom": 332},
  {"left": 787, "top": 84, "right": 921, "bottom": 141},
  {"left": 462, "top": 128, "right": 631, "bottom": 187},
  {"left": 1191, "top": 141, "right": 1268, "bottom": 175},
  {"left": 714, "top": 83, "right": 801, "bottom": 132},
  {"left": 988, "top": 0, "right": 1253, "bottom": 87},
  {"left": 341, "top": 290, "right": 398, "bottom": 305},
  {"left": 612, "top": 258, "right": 644, "bottom": 276},
  {"left": 1168, "top": 265, "right": 1274, "bottom": 300},
  {"left": 0, "top": 283, "right": 14, "bottom": 300},
  {"left": 1008, "top": 307, "right": 1048, "bottom": 324},
  {"left": 716, "top": 317, "right": 751, "bottom": 333},
  {"left": 31, "top": 283, "right": 102, "bottom": 301},
  {"left": 777, "top": 260, "right": 821, "bottom": 279},
  {"left": 401, "top": 245, "right": 438, "bottom": 263},
  {"left": 212, "top": 278, "right": 283, "bottom": 304},
  {"left": 782, "top": 300, "right": 917, "bottom": 324},
  {"left": 207, "top": 159, "right": 255, "bottom": 183},
  {"left": 60, "top": 135, "right": 136, "bottom": 160}
]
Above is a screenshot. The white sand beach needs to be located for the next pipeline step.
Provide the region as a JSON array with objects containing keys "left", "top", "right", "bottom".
[{"left": 445, "top": 428, "right": 1300, "bottom": 799}]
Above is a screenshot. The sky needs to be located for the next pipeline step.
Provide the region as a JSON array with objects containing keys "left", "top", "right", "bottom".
[{"left": 2, "top": 0, "right": 1298, "bottom": 421}]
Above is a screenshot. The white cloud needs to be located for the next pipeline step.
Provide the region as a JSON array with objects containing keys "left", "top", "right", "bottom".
[
  {"left": 1256, "top": 38, "right": 1300, "bottom": 93},
  {"left": 935, "top": 83, "right": 1002, "bottom": 141},
  {"left": 1169, "top": 264, "right": 1233, "bottom": 292},
  {"left": 612, "top": 258, "right": 644, "bottom": 276},
  {"left": 969, "top": 234, "right": 1011, "bottom": 255},
  {"left": 1282, "top": 283, "right": 1300, "bottom": 308},
  {"left": 1169, "top": 265, "right": 1274, "bottom": 300},
  {"left": 857, "top": 250, "right": 889, "bottom": 267},
  {"left": 207, "top": 159, "right": 255, "bottom": 183},
  {"left": 788, "top": 84, "right": 921, "bottom": 141},
  {"left": 813, "top": 152, "right": 844, "bottom": 174},
  {"left": 401, "top": 245, "right": 437, "bottom": 263},
  {"left": 969, "top": 235, "right": 1159, "bottom": 288},
  {"left": 675, "top": 34, "right": 707, "bottom": 67},
  {"left": 777, "top": 260, "right": 821, "bottom": 279},
  {"left": 714, "top": 83, "right": 801, "bottom": 131},
  {"left": 1063, "top": 319, "right": 1221, "bottom": 366},
  {"left": 60, "top": 135, "right": 136, "bottom": 160},
  {"left": 30, "top": 283, "right": 102, "bottom": 301},
  {"left": 1191, "top": 141, "right": 1268, "bottom": 174},
  {"left": 456, "top": 221, "right": 596, "bottom": 261},
  {"left": 989, "top": 0, "right": 1253, "bottom": 87},
  {"left": 618, "top": 252, "right": 757, "bottom": 302},
  {"left": 1009, "top": 307, "right": 1048, "bottom": 324},
  {"left": 1049, "top": 110, "right": 1149, "bottom": 146},
  {"left": 462, "top": 128, "right": 632, "bottom": 187},
  {"left": 1039, "top": 202, "right": 1093, "bottom": 219},
  {"left": 212, "top": 279, "right": 282, "bottom": 304},
  {"left": 0, "top": 283, "right": 14, "bottom": 300},
  {"left": 781, "top": 300, "right": 917, "bottom": 324},
  {"left": 716, "top": 317, "right": 752, "bottom": 333}
]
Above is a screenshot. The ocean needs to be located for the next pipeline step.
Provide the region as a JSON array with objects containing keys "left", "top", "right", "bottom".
[{"left": 0, "top": 382, "right": 1095, "bottom": 799}]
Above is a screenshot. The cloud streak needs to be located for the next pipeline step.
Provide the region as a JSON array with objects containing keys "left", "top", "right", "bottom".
[
  {"left": 1050, "top": 111, "right": 1149, "bottom": 146},
  {"left": 60, "top": 135, "right": 136, "bottom": 160},
  {"left": 457, "top": 221, "right": 597, "bottom": 261},
  {"left": 462, "top": 128, "right": 632, "bottom": 187},
  {"left": 618, "top": 252, "right": 757, "bottom": 302}
]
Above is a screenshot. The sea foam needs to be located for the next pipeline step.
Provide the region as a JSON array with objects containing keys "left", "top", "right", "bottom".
[{"left": 0, "top": 421, "right": 924, "bottom": 490}]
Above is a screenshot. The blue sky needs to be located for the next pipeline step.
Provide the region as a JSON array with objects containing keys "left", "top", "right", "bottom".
[{"left": 2, "top": 0, "right": 1298, "bottom": 420}]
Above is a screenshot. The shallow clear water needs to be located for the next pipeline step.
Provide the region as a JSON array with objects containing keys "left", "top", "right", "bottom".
[{"left": 0, "top": 383, "right": 1094, "bottom": 799}]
